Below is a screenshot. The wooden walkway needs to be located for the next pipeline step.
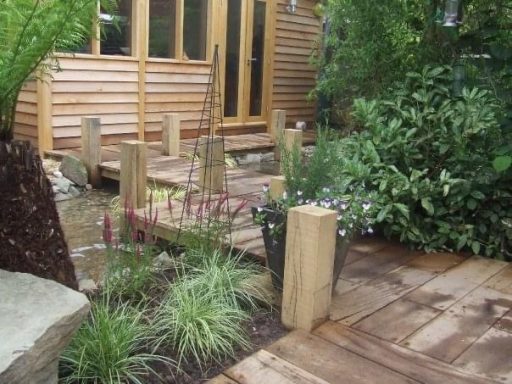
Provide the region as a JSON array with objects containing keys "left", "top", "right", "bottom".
[
  {"left": 211, "top": 239, "right": 512, "bottom": 383},
  {"left": 134, "top": 195, "right": 266, "bottom": 261},
  {"left": 45, "top": 132, "right": 316, "bottom": 163}
]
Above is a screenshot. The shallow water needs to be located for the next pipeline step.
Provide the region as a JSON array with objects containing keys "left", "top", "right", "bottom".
[
  {"left": 55, "top": 155, "right": 277, "bottom": 282},
  {"left": 56, "top": 189, "right": 117, "bottom": 282}
]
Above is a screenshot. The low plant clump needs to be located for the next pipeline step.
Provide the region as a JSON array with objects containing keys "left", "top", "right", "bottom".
[{"left": 60, "top": 199, "right": 277, "bottom": 383}]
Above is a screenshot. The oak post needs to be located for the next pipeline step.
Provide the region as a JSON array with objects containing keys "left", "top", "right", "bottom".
[
  {"left": 120, "top": 140, "right": 147, "bottom": 210},
  {"left": 282, "top": 205, "right": 337, "bottom": 331},
  {"left": 269, "top": 176, "right": 286, "bottom": 201},
  {"left": 271, "top": 109, "right": 286, "bottom": 161},
  {"left": 280, "top": 128, "right": 303, "bottom": 174},
  {"left": 161, "top": 113, "right": 181, "bottom": 156},
  {"left": 81, "top": 117, "right": 102, "bottom": 187},
  {"left": 198, "top": 136, "right": 225, "bottom": 193}
]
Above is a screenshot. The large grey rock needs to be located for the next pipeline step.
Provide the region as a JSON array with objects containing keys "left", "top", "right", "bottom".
[
  {"left": 59, "top": 155, "right": 88, "bottom": 186},
  {"left": 53, "top": 177, "right": 73, "bottom": 194},
  {"left": 0, "top": 270, "right": 90, "bottom": 384}
]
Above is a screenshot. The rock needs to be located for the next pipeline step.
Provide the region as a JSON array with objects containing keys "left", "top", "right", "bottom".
[
  {"left": 59, "top": 155, "right": 88, "bottom": 186},
  {"left": 78, "top": 278, "right": 98, "bottom": 293},
  {"left": 54, "top": 177, "right": 73, "bottom": 193},
  {"left": 52, "top": 185, "right": 60, "bottom": 194},
  {"left": 54, "top": 192, "right": 72, "bottom": 202},
  {"left": 53, "top": 171, "right": 63, "bottom": 178},
  {"left": 295, "top": 121, "right": 307, "bottom": 130},
  {"left": 85, "top": 184, "right": 93, "bottom": 191},
  {"left": 261, "top": 152, "right": 275, "bottom": 162},
  {"left": 153, "top": 251, "right": 174, "bottom": 269},
  {"left": 68, "top": 186, "right": 82, "bottom": 198},
  {"left": 0, "top": 270, "right": 90, "bottom": 384}
]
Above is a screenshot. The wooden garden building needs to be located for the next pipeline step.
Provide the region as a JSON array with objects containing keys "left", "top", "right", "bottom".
[{"left": 14, "top": 0, "right": 322, "bottom": 153}]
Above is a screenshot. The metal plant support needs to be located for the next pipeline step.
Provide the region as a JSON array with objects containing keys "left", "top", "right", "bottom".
[{"left": 177, "top": 45, "right": 232, "bottom": 243}]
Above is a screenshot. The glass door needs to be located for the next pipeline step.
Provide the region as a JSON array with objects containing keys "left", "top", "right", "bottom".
[{"left": 222, "top": 0, "right": 269, "bottom": 125}]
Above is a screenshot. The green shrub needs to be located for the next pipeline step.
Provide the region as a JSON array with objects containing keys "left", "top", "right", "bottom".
[
  {"left": 155, "top": 278, "right": 250, "bottom": 369},
  {"left": 336, "top": 65, "right": 512, "bottom": 259},
  {"left": 60, "top": 296, "right": 173, "bottom": 384}
]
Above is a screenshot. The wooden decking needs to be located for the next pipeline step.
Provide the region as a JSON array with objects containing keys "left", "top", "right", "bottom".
[
  {"left": 45, "top": 132, "right": 316, "bottom": 163},
  {"left": 133, "top": 194, "right": 266, "bottom": 261},
  {"left": 211, "top": 239, "right": 512, "bottom": 384}
]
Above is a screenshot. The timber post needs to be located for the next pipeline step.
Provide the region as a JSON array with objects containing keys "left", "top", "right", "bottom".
[
  {"left": 120, "top": 140, "right": 147, "bottom": 210},
  {"left": 282, "top": 205, "right": 337, "bottom": 331},
  {"left": 81, "top": 117, "right": 102, "bottom": 188},
  {"left": 271, "top": 109, "right": 286, "bottom": 161},
  {"left": 161, "top": 113, "right": 181, "bottom": 157},
  {"left": 280, "top": 128, "right": 303, "bottom": 174},
  {"left": 198, "top": 135, "right": 225, "bottom": 193},
  {"left": 269, "top": 175, "right": 286, "bottom": 201}
]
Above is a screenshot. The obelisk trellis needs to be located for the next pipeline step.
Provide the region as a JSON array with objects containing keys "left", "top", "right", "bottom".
[{"left": 177, "top": 45, "right": 232, "bottom": 242}]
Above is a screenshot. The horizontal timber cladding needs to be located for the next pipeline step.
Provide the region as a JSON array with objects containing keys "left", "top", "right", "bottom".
[
  {"left": 51, "top": 56, "right": 140, "bottom": 149},
  {"left": 271, "top": 0, "right": 321, "bottom": 129},
  {"left": 13, "top": 80, "right": 38, "bottom": 146},
  {"left": 144, "top": 61, "right": 211, "bottom": 141}
]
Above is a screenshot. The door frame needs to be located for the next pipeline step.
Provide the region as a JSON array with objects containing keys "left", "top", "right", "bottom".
[{"left": 217, "top": 0, "right": 272, "bottom": 128}]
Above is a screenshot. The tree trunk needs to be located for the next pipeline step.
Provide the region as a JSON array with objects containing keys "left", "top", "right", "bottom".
[{"left": 0, "top": 141, "right": 78, "bottom": 289}]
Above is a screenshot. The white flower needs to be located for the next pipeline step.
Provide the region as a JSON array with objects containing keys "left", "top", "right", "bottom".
[
  {"left": 368, "top": 227, "right": 374, "bottom": 234},
  {"left": 363, "top": 201, "right": 372, "bottom": 211},
  {"left": 338, "top": 229, "right": 347, "bottom": 237},
  {"left": 322, "top": 187, "right": 330, "bottom": 193},
  {"left": 263, "top": 184, "right": 269, "bottom": 192},
  {"left": 268, "top": 223, "right": 275, "bottom": 229},
  {"left": 310, "top": 201, "right": 318, "bottom": 206},
  {"left": 337, "top": 214, "right": 342, "bottom": 221},
  {"left": 297, "top": 190, "right": 303, "bottom": 196},
  {"left": 257, "top": 207, "right": 263, "bottom": 212},
  {"left": 282, "top": 191, "right": 288, "bottom": 200},
  {"left": 340, "top": 202, "right": 348, "bottom": 210},
  {"left": 298, "top": 198, "right": 304, "bottom": 205}
]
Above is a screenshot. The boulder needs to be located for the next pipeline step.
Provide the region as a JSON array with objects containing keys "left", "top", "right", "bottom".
[
  {"left": 59, "top": 155, "right": 88, "bottom": 186},
  {"left": 54, "top": 177, "right": 73, "bottom": 194},
  {"left": 153, "top": 251, "right": 174, "bottom": 269},
  {"left": 0, "top": 270, "right": 90, "bottom": 384}
]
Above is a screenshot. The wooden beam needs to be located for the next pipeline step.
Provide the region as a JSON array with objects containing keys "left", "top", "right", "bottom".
[
  {"left": 270, "top": 110, "right": 286, "bottom": 143},
  {"left": 282, "top": 205, "right": 337, "bottom": 331},
  {"left": 36, "top": 75, "right": 53, "bottom": 155},
  {"left": 269, "top": 175, "right": 286, "bottom": 201},
  {"left": 271, "top": 109, "right": 286, "bottom": 161},
  {"left": 198, "top": 135, "right": 225, "bottom": 193},
  {"left": 81, "top": 116, "right": 102, "bottom": 187},
  {"left": 161, "top": 113, "right": 181, "bottom": 156},
  {"left": 280, "top": 128, "right": 303, "bottom": 174},
  {"left": 136, "top": 0, "right": 148, "bottom": 141},
  {"left": 120, "top": 140, "right": 147, "bottom": 209}
]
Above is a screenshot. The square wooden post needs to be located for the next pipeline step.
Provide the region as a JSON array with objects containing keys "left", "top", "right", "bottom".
[
  {"left": 162, "top": 113, "right": 180, "bottom": 156},
  {"left": 198, "top": 136, "right": 225, "bottom": 193},
  {"left": 271, "top": 109, "right": 286, "bottom": 161},
  {"left": 120, "top": 140, "right": 147, "bottom": 209},
  {"left": 81, "top": 117, "right": 102, "bottom": 188},
  {"left": 282, "top": 205, "right": 337, "bottom": 331},
  {"left": 280, "top": 128, "right": 303, "bottom": 174},
  {"left": 269, "top": 176, "right": 286, "bottom": 201}
]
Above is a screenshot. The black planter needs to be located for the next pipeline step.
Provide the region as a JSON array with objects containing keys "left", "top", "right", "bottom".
[{"left": 252, "top": 206, "right": 350, "bottom": 292}]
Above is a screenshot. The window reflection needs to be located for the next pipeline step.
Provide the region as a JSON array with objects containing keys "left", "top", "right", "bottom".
[
  {"left": 183, "top": 0, "right": 208, "bottom": 61},
  {"left": 149, "top": 0, "right": 176, "bottom": 58},
  {"left": 100, "top": 0, "right": 132, "bottom": 56}
]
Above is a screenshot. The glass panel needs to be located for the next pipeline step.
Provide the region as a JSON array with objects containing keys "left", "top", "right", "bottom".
[
  {"left": 100, "top": 0, "right": 132, "bottom": 56},
  {"left": 224, "top": 0, "right": 242, "bottom": 117},
  {"left": 249, "top": 1, "right": 266, "bottom": 116},
  {"left": 183, "top": 0, "right": 208, "bottom": 61},
  {"left": 149, "top": 0, "right": 176, "bottom": 58}
]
